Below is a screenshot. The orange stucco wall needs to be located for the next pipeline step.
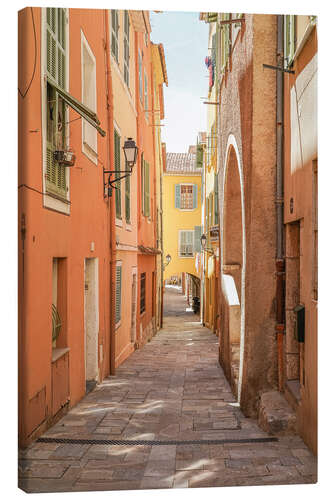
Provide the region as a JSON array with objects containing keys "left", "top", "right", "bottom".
[
  {"left": 283, "top": 27, "right": 317, "bottom": 454},
  {"left": 18, "top": 7, "right": 112, "bottom": 446}
]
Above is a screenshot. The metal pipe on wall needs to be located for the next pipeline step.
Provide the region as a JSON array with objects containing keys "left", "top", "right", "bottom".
[
  {"left": 276, "top": 14, "right": 285, "bottom": 392},
  {"left": 104, "top": 10, "right": 116, "bottom": 376}
]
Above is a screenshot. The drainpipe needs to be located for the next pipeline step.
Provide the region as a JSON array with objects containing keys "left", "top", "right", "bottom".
[
  {"left": 104, "top": 10, "right": 116, "bottom": 375},
  {"left": 276, "top": 15, "right": 285, "bottom": 392}
]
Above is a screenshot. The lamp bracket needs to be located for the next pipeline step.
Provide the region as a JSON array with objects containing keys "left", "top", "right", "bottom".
[{"left": 103, "top": 167, "right": 133, "bottom": 198}]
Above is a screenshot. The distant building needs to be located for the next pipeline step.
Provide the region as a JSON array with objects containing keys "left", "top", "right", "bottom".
[{"left": 163, "top": 152, "right": 202, "bottom": 301}]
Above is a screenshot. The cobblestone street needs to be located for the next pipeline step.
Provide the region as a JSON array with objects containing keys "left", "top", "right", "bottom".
[{"left": 18, "top": 287, "right": 317, "bottom": 492}]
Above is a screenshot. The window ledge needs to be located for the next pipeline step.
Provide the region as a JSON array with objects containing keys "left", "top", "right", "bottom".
[
  {"left": 115, "top": 218, "right": 123, "bottom": 227},
  {"left": 125, "top": 223, "right": 132, "bottom": 231}
]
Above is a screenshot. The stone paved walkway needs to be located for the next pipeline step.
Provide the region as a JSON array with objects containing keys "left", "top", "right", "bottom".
[{"left": 18, "top": 286, "right": 317, "bottom": 492}]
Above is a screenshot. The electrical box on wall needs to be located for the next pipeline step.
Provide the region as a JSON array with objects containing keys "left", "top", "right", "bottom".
[{"left": 294, "top": 304, "right": 305, "bottom": 343}]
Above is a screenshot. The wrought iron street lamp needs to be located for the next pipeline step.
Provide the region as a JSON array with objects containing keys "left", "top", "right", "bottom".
[
  {"left": 103, "top": 137, "right": 138, "bottom": 198},
  {"left": 200, "top": 233, "right": 214, "bottom": 254},
  {"left": 163, "top": 254, "right": 171, "bottom": 270}
]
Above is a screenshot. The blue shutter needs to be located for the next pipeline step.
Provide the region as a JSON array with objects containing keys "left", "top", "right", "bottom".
[
  {"left": 194, "top": 226, "right": 201, "bottom": 253},
  {"left": 175, "top": 184, "right": 181, "bottom": 208},
  {"left": 193, "top": 184, "right": 198, "bottom": 209}
]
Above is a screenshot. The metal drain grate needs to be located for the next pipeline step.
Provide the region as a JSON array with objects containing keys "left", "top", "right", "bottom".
[{"left": 37, "top": 437, "right": 278, "bottom": 446}]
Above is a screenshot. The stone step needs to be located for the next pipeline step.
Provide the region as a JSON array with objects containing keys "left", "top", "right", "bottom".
[{"left": 258, "top": 390, "right": 297, "bottom": 436}]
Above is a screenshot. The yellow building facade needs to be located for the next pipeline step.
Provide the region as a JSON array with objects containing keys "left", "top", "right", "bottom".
[{"left": 163, "top": 153, "right": 202, "bottom": 287}]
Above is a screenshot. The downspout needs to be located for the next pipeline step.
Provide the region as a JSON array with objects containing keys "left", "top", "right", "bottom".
[
  {"left": 104, "top": 10, "right": 116, "bottom": 375},
  {"left": 276, "top": 15, "right": 285, "bottom": 392}
]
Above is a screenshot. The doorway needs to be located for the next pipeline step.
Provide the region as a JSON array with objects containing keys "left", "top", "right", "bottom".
[{"left": 84, "top": 258, "right": 99, "bottom": 393}]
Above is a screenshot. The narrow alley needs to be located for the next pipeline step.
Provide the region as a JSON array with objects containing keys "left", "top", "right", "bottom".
[{"left": 18, "top": 287, "right": 316, "bottom": 493}]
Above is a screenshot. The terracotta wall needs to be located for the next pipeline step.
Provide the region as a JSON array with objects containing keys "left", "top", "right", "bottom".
[
  {"left": 18, "top": 7, "right": 112, "bottom": 446},
  {"left": 283, "top": 26, "right": 317, "bottom": 454}
]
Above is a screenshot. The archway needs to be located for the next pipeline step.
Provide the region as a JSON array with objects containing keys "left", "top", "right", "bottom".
[{"left": 220, "top": 135, "right": 246, "bottom": 403}]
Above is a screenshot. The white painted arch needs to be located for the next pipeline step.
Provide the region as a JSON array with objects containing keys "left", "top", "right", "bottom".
[{"left": 220, "top": 134, "right": 246, "bottom": 403}]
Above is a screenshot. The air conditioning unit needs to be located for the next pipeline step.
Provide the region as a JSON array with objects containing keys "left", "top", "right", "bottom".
[{"left": 54, "top": 150, "right": 76, "bottom": 166}]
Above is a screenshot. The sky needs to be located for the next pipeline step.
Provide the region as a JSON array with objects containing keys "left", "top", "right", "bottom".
[{"left": 150, "top": 11, "right": 209, "bottom": 154}]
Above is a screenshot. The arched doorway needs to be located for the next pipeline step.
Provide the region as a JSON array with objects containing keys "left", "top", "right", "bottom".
[{"left": 220, "top": 136, "right": 246, "bottom": 403}]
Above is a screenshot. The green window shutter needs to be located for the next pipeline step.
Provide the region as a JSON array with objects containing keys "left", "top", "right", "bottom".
[
  {"left": 193, "top": 184, "right": 198, "bottom": 209},
  {"left": 214, "top": 174, "right": 219, "bottom": 224},
  {"left": 111, "top": 10, "right": 119, "bottom": 61},
  {"left": 139, "top": 50, "right": 143, "bottom": 101},
  {"left": 45, "top": 8, "right": 67, "bottom": 199},
  {"left": 115, "top": 265, "right": 122, "bottom": 324},
  {"left": 196, "top": 144, "right": 203, "bottom": 169},
  {"left": 141, "top": 154, "right": 144, "bottom": 214},
  {"left": 175, "top": 184, "right": 181, "bottom": 208},
  {"left": 194, "top": 226, "right": 201, "bottom": 253},
  {"left": 114, "top": 130, "right": 121, "bottom": 218},
  {"left": 125, "top": 172, "right": 130, "bottom": 223},
  {"left": 124, "top": 11, "right": 129, "bottom": 86},
  {"left": 144, "top": 161, "right": 150, "bottom": 216}
]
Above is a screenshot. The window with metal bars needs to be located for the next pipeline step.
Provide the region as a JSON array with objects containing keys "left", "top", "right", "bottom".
[
  {"left": 111, "top": 10, "right": 119, "bottom": 62},
  {"left": 180, "top": 185, "right": 193, "bottom": 209},
  {"left": 140, "top": 273, "right": 146, "bottom": 314},
  {"left": 123, "top": 11, "right": 130, "bottom": 87},
  {"left": 114, "top": 129, "right": 121, "bottom": 219},
  {"left": 179, "top": 231, "right": 194, "bottom": 257},
  {"left": 46, "top": 7, "right": 67, "bottom": 199},
  {"left": 115, "top": 263, "right": 122, "bottom": 325}
]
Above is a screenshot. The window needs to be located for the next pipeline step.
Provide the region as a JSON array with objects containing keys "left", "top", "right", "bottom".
[
  {"left": 179, "top": 230, "right": 194, "bottom": 257},
  {"left": 144, "top": 70, "right": 148, "bottom": 120},
  {"left": 115, "top": 262, "right": 122, "bottom": 325},
  {"left": 46, "top": 7, "right": 67, "bottom": 199},
  {"left": 114, "top": 129, "right": 121, "bottom": 219},
  {"left": 123, "top": 11, "right": 130, "bottom": 86},
  {"left": 140, "top": 272, "right": 146, "bottom": 314},
  {"left": 141, "top": 155, "right": 150, "bottom": 216},
  {"left": 284, "top": 15, "right": 295, "bottom": 67},
  {"left": 181, "top": 185, "right": 193, "bottom": 209},
  {"left": 111, "top": 10, "right": 119, "bottom": 62},
  {"left": 175, "top": 184, "right": 198, "bottom": 210},
  {"left": 82, "top": 33, "right": 97, "bottom": 161},
  {"left": 138, "top": 50, "right": 143, "bottom": 102}
]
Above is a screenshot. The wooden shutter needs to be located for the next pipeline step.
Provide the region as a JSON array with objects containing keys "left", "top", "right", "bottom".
[
  {"left": 193, "top": 184, "right": 198, "bottom": 209},
  {"left": 124, "top": 11, "right": 129, "bottom": 86},
  {"left": 144, "top": 161, "right": 150, "bottom": 216},
  {"left": 115, "top": 265, "right": 122, "bottom": 324},
  {"left": 138, "top": 50, "right": 143, "bottom": 101},
  {"left": 45, "top": 8, "right": 67, "bottom": 198},
  {"left": 180, "top": 231, "right": 186, "bottom": 256},
  {"left": 214, "top": 174, "right": 219, "bottom": 224},
  {"left": 194, "top": 226, "right": 201, "bottom": 253},
  {"left": 111, "top": 10, "right": 119, "bottom": 61},
  {"left": 114, "top": 130, "right": 121, "bottom": 218},
  {"left": 175, "top": 184, "right": 181, "bottom": 208},
  {"left": 141, "top": 153, "right": 144, "bottom": 214},
  {"left": 125, "top": 173, "right": 130, "bottom": 222}
]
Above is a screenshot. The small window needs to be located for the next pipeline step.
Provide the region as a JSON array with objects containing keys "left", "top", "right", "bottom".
[
  {"left": 111, "top": 10, "right": 119, "bottom": 62},
  {"left": 140, "top": 272, "right": 146, "bottom": 314},
  {"left": 179, "top": 230, "right": 194, "bottom": 257},
  {"left": 175, "top": 184, "right": 198, "bottom": 210},
  {"left": 181, "top": 185, "right": 193, "bottom": 209},
  {"left": 116, "top": 262, "right": 122, "bottom": 325}
]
